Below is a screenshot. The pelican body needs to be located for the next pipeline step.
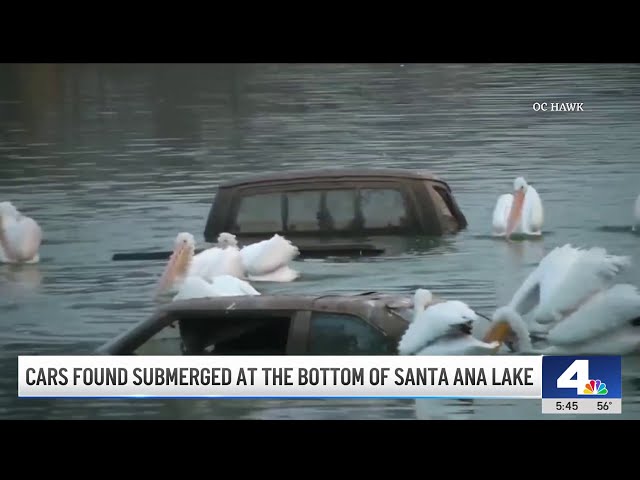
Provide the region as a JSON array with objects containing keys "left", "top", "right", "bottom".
[
  {"left": 224, "top": 233, "right": 300, "bottom": 283},
  {"left": 483, "top": 244, "right": 640, "bottom": 355},
  {"left": 492, "top": 177, "right": 543, "bottom": 238},
  {"left": 173, "top": 275, "right": 261, "bottom": 301},
  {"left": 155, "top": 231, "right": 299, "bottom": 296},
  {"left": 0, "top": 201, "right": 42, "bottom": 264},
  {"left": 485, "top": 286, "right": 640, "bottom": 355},
  {"left": 155, "top": 232, "right": 242, "bottom": 296},
  {"left": 506, "top": 244, "right": 630, "bottom": 328},
  {"left": 397, "top": 289, "right": 499, "bottom": 356}
]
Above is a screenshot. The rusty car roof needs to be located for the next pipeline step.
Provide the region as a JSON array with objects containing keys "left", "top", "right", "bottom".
[
  {"left": 159, "top": 291, "right": 414, "bottom": 317},
  {"left": 217, "top": 167, "right": 449, "bottom": 189},
  {"left": 95, "top": 291, "right": 416, "bottom": 355}
]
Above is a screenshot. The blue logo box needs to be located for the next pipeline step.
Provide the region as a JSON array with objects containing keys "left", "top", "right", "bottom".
[{"left": 542, "top": 356, "right": 622, "bottom": 399}]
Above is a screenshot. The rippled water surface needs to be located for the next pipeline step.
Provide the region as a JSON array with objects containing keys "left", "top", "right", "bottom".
[{"left": 1, "top": 63, "right": 640, "bottom": 419}]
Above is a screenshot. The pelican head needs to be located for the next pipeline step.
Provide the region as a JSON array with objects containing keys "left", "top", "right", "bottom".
[
  {"left": 513, "top": 177, "right": 528, "bottom": 193},
  {"left": 155, "top": 232, "right": 196, "bottom": 296},
  {"left": 0, "top": 201, "right": 19, "bottom": 221},
  {"left": 506, "top": 177, "right": 529, "bottom": 237},
  {"left": 217, "top": 232, "right": 238, "bottom": 249},
  {"left": 413, "top": 288, "right": 434, "bottom": 313},
  {"left": 483, "top": 306, "right": 532, "bottom": 353}
]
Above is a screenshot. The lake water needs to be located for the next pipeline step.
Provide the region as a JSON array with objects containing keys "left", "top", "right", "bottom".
[{"left": 1, "top": 63, "right": 639, "bottom": 420}]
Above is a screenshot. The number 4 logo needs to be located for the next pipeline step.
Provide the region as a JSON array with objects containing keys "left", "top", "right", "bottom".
[{"left": 556, "top": 359, "right": 590, "bottom": 395}]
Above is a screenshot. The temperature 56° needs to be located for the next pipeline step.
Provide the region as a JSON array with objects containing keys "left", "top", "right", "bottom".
[{"left": 597, "top": 401, "right": 612, "bottom": 411}]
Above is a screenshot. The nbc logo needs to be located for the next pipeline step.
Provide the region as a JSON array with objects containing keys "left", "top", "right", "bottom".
[{"left": 583, "top": 379, "right": 607, "bottom": 395}]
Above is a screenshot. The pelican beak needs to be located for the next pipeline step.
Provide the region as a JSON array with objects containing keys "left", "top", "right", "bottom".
[
  {"left": 505, "top": 189, "right": 525, "bottom": 238},
  {"left": 483, "top": 322, "right": 514, "bottom": 347},
  {"left": 155, "top": 242, "right": 190, "bottom": 297}
]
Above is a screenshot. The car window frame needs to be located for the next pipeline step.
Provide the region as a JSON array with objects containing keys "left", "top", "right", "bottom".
[
  {"left": 225, "top": 181, "right": 421, "bottom": 236},
  {"left": 114, "top": 309, "right": 309, "bottom": 356}
]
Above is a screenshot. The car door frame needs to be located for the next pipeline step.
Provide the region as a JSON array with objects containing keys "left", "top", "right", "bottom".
[{"left": 286, "top": 310, "right": 312, "bottom": 354}]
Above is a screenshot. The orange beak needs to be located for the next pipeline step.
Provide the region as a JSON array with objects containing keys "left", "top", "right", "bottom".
[
  {"left": 483, "top": 322, "right": 513, "bottom": 345},
  {"left": 505, "top": 189, "right": 525, "bottom": 238},
  {"left": 155, "top": 243, "right": 190, "bottom": 297}
]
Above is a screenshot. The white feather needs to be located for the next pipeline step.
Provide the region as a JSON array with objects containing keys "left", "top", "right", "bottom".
[
  {"left": 491, "top": 287, "right": 640, "bottom": 356},
  {"left": 506, "top": 244, "right": 630, "bottom": 325},
  {"left": 0, "top": 202, "right": 42, "bottom": 264},
  {"left": 398, "top": 295, "right": 498, "bottom": 356},
  {"left": 506, "top": 244, "right": 574, "bottom": 315},
  {"left": 507, "top": 264, "right": 543, "bottom": 317},
  {"left": 173, "top": 276, "right": 220, "bottom": 301},
  {"left": 521, "top": 185, "right": 543, "bottom": 234},
  {"left": 492, "top": 194, "right": 513, "bottom": 236},
  {"left": 240, "top": 234, "right": 300, "bottom": 282},
  {"left": 188, "top": 247, "right": 223, "bottom": 276},
  {"left": 0, "top": 201, "right": 19, "bottom": 219},
  {"left": 173, "top": 275, "right": 260, "bottom": 301},
  {"left": 413, "top": 335, "right": 501, "bottom": 356},
  {"left": 210, "top": 274, "right": 261, "bottom": 296},
  {"left": 546, "top": 284, "right": 640, "bottom": 346},
  {"left": 532, "top": 245, "right": 630, "bottom": 324},
  {"left": 207, "top": 246, "right": 245, "bottom": 280}
]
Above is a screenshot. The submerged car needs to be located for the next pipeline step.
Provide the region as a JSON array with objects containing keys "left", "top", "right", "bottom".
[
  {"left": 111, "top": 167, "right": 468, "bottom": 262},
  {"left": 202, "top": 167, "right": 468, "bottom": 256},
  {"left": 95, "top": 292, "right": 415, "bottom": 356}
]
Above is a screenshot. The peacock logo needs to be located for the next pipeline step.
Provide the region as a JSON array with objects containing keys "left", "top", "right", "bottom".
[{"left": 583, "top": 379, "right": 608, "bottom": 395}]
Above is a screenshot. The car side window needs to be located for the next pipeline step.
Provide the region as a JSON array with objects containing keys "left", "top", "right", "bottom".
[
  {"left": 360, "top": 188, "right": 409, "bottom": 229},
  {"left": 285, "top": 190, "right": 323, "bottom": 232},
  {"left": 233, "top": 186, "right": 414, "bottom": 234},
  {"left": 308, "top": 312, "right": 392, "bottom": 355},
  {"left": 323, "top": 189, "right": 358, "bottom": 231},
  {"left": 235, "top": 193, "right": 283, "bottom": 233}
]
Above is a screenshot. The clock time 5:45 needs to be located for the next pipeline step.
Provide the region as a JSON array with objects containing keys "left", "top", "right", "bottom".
[{"left": 556, "top": 401, "right": 578, "bottom": 411}]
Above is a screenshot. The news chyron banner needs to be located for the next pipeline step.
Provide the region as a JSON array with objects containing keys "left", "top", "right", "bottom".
[{"left": 17, "top": 354, "right": 622, "bottom": 414}]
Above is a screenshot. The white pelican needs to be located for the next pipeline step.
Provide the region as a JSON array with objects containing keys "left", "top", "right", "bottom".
[
  {"left": 222, "top": 233, "right": 300, "bottom": 283},
  {"left": 173, "top": 274, "right": 261, "bottom": 301},
  {"left": 504, "top": 243, "right": 630, "bottom": 331},
  {"left": 480, "top": 243, "right": 640, "bottom": 355},
  {"left": 397, "top": 289, "right": 500, "bottom": 355},
  {"left": 492, "top": 177, "right": 544, "bottom": 238},
  {"left": 483, "top": 283, "right": 640, "bottom": 355},
  {"left": 155, "top": 232, "right": 245, "bottom": 297},
  {"left": 0, "top": 201, "right": 42, "bottom": 264},
  {"left": 155, "top": 231, "right": 299, "bottom": 296},
  {"left": 633, "top": 193, "right": 640, "bottom": 231}
]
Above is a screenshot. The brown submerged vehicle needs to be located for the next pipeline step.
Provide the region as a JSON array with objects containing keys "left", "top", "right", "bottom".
[
  {"left": 95, "top": 292, "right": 416, "bottom": 356},
  {"left": 111, "top": 167, "right": 468, "bottom": 261},
  {"left": 203, "top": 167, "right": 468, "bottom": 257}
]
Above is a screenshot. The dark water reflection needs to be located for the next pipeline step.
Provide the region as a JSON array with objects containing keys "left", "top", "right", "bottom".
[{"left": 1, "top": 63, "right": 640, "bottom": 419}]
